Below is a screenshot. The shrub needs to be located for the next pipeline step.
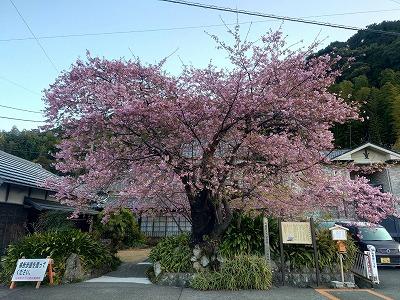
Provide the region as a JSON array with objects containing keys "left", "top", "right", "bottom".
[
  {"left": 149, "top": 233, "right": 192, "bottom": 274},
  {"left": 0, "top": 229, "right": 120, "bottom": 284},
  {"left": 94, "top": 208, "right": 145, "bottom": 250},
  {"left": 191, "top": 255, "right": 272, "bottom": 290},
  {"left": 219, "top": 212, "right": 263, "bottom": 257},
  {"left": 31, "top": 211, "right": 75, "bottom": 233}
]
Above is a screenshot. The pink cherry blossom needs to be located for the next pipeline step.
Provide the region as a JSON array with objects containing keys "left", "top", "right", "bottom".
[{"left": 44, "top": 28, "right": 398, "bottom": 243}]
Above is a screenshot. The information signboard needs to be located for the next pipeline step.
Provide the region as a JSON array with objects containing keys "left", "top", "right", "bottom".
[
  {"left": 329, "top": 224, "right": 348, "bottom": 241},
  {"left": 11, "top": 259, "right": 49, "bottom": 282},
  {"left": 281, "top": 222, "right": 312, "bottom": 244}
]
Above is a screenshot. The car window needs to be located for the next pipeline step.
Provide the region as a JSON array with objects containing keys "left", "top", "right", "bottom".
[{"left": 358, "top": 227, "right": 393, "bottom": 241}]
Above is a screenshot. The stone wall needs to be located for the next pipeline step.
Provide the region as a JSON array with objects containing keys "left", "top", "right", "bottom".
[
  {"left": 389, "top": 166, "right": 400, "bottom": 203},
  {"left": 152, "top": 270, "right": 354, "bottom": 288},
  {"left": 156, "top": 273, "right": 194, "bottom": 287},
  {"left": 272, "top": 270, "right": 354, "bottom": 288}
]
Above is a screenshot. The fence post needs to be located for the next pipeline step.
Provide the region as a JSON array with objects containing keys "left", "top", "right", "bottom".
[
  {"left": 310, "top": 218, "right": 320, "bottom": 286},
  {"left": 164, "top": 216, "right": 168, "bottom": 237},
  {"left": 278, "top": 218, "right": 285, "bottom": 285}
]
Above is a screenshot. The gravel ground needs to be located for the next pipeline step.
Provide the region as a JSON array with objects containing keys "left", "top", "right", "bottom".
[{"left": 116, "top": 248, "right": 151, "bottom": 263}]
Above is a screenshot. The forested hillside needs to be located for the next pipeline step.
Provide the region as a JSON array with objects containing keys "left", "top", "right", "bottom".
[
  {"left": 318, "top": 21, "right": 400, "bottom": 149},
  {"left": 0, "top": 126, "right": 59, "bottom": 171}
]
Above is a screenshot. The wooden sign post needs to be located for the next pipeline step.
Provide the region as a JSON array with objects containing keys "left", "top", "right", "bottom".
[
  {"left": 10, "top": 256, "right": 54, "bottom": 289},
  {"left": 263, "top": 217, "right": 271, "bottom": 267},
  {"left": 279, "top": 218, "right": 320, "bottom": 286},
  {"left": 329, "top": 225, "right": 349, "bottom": 285}
]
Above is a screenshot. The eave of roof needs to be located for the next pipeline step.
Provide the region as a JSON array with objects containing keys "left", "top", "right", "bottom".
[
  {"left": 330, "top": 142, "right": 400, "bottom": 161},
  {"left": 24, "top": 197, "right": 98, "bottom": 215}
]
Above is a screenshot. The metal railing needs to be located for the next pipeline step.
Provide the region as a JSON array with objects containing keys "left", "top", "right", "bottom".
[{"left": 351, "top": 250, "right": 379, "bottom": 284}]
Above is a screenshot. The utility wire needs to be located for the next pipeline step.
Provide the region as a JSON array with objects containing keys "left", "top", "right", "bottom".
[
  {"left": 0, "top": 75, "right": 41, "bottom": 95},
  {"left": 9, "top": 0, "right": 59, "bottom": 72},
  {"left": 158, "top": 0, "right": 400, "bottom": 37},
  {"left": 0, "top": 115, "right": 44, "bottom": 123},
  {"left": 0, "top": 104, "right": 42, "bottom": 114},
  {"left": 388, "top": 0, "right": 400, "bottom": 5},
  {"left": 2, "top": 8, "right": 400, "bottom": 42}
]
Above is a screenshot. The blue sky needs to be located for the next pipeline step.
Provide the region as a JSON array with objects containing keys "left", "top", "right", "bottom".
[{"left": 1, "top": 0, "right": 400, "bottom": 131}]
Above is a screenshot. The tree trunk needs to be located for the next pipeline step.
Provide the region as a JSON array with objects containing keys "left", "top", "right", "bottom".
[
  {"left": 189, "top": 189, "right": 232, "bottom": 244},
  {"left": 190, "top": 189, "right": 217, "bottom": 244}
]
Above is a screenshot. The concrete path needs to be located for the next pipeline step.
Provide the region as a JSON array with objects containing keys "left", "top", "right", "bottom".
[{"left": 85, "top": 261, "right": 152, "bottom": 284}]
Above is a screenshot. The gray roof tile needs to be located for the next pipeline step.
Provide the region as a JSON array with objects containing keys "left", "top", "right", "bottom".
[{"left": 0, "top": 150, "right": 58, "bottom": 189}]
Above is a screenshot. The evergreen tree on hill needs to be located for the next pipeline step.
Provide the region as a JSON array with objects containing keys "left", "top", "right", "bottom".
[{"left": 318, "top": 20, "right": 400, "bottom": 149}]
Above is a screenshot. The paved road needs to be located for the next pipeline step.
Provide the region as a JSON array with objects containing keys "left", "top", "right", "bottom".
[
  {"left": 0, "top": 282, "right": 330, "bottom": 300},
  {"left": 0, "top": 264, "right": 398, "bottom": 300},
  {"left": 373, "top": 267, "right": 400, "bottom": 299}
]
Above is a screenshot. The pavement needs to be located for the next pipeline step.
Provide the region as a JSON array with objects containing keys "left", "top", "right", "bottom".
[{"left": 1, "top": 258, "right": 399, "bottom": 300}]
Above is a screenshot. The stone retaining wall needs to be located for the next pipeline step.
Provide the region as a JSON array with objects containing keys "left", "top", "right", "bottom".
[
  {"left": 153, "top": 270, "right": 354, "bottom": 288},
  {"left": 272, "top": 270, "right": 354, "bottom": 287}
]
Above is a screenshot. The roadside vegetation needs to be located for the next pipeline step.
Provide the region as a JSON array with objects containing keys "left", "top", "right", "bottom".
[
  {"left": 93, "top": 208, "right": 146, "bottom": 252},
  {"left": 0, "top": 229, "right": 120, "bottom": 285},
  {"left": 148, "top": 212, "right": 356, "bottom": 290},
  {"left": 0, "top": 209, "right": 145, "bottom": 285}
]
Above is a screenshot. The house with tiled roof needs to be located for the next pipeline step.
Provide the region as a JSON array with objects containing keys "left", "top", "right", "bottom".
[
  {"left": 325, "top": 143, "right": 400, "bottom": 241},
  {"left": 0, "top": 150, "right": 97, "bottom": 254}
]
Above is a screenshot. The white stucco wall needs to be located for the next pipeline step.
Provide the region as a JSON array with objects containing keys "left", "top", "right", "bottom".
[
  {"left": 0, "top": 185, "right": 6, "bottom": 201},
  {"left": 351, "top": 148, "right": 389, "bottom": 164},
  {"left": 0, "top": 183, "right": 52, "bottom": 205},
  {"left": 5, "top": 185, "right": 29, "bottom": 204}
]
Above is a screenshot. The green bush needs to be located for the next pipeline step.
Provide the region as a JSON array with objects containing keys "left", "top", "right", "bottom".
[
  {"left": 191, "top": 255, "right": 272, "bottom": 290},
  {"left": 0, "top": 229, "right": 120, "bottom": 284},
  {"left": 149, "top": 233, "right": 192, "bottom": 274},
  {"left": 94, "top": 208, "right": 145, "bottom": 250},
  {"left": 219, "top": 213, "right": 356, "bottom": 271},
  {"left": 31, "top": 211, "right": 75, "bottom": 232},
  {"left": 219, "top": 212, "right": 263, "bottom": 257}
]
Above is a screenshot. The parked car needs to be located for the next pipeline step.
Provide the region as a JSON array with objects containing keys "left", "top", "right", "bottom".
[
  {"left": 336, "top": 221, "right": 400, "bottom": 267},
  {"left": 380, "top": 216, "right": 400, "bottom": 243}
]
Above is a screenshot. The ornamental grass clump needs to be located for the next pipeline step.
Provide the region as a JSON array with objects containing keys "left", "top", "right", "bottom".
[
  {"left": 191, "top": 255, "right": 272, "bottom": 290},
  {"left": 148, "top": 233, "right": 192, "bottom": 274}
]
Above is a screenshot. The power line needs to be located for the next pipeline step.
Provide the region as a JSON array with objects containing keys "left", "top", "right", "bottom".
[
  {"left": 0, "top": 104, "right": 42, "bottom": 114},
  {"left": 158, "top": 0, "right": 400, "bottom": 37},
  {"left": 1, "top": 8, "right": 400, "bottom": 42},
  {"left": 9, "top": 0, "right": 59, "bottom": 72},
  {"left": 0, "top": 115, "right": 44, "bottom": 123},
  {"left": 0, "top": 75, "right": 41, "bottom": 96},
  {"left": 388, "top": 0, "right": 400, "bottom": 5}
]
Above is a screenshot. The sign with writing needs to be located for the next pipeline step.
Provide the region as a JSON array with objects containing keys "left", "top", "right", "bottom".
[
  {"left": 281, "top": 222, "right": 312, "bottom": 244},
  {"left": 365, "top": 250, "right": 379, "bottom": 284},
  {"left": 329, "top": 225, "right": 348, "bottom": 241},
  {"left": 331, "top": 229, "right": 347, "bottom": 241},
  {"left": 12, "top": 259, "right": 49, "bottom": 282},
  {"left": 263, "top": 217, "right": 271, "bottom": 266}
]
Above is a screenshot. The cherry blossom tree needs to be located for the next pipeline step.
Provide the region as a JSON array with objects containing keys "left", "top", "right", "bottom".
[{"left": 44, "top": 28, "right": 398, "bottom": 244}]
